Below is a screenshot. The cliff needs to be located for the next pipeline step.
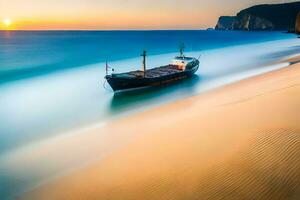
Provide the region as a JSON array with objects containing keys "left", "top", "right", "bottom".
[
  {"left": 215, "top": 2, "right": 300, "bottom": 31},
  {"left": 215, "top": 16, "right": 236, "bottom": 30}
]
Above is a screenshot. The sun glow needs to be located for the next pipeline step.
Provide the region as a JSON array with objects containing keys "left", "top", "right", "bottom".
[{"left": 3, "top": 18, "right": 12, "bottom": 27}]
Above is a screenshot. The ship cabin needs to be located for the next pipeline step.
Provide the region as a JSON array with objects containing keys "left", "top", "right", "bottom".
[{"left": 171, "top": 56, "right": 197, "bottom": 71}]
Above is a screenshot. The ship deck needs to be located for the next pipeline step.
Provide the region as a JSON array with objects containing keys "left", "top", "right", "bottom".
[{"left": 114, "top": 65, "right": 182, "bottom": 79}]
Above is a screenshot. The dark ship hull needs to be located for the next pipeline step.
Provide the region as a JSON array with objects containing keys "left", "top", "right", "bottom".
[{"left": 105, "top": 61, "right": 199, "bottom": 92}]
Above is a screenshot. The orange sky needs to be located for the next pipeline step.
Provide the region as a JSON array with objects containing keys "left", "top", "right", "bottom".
[{"left": 0, "top": 0, "right": 297, "bottom": 30}]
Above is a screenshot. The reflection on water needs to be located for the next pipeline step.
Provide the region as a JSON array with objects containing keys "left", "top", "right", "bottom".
[{"left": 110, "top": 75, "right": 200, "bottom": 113}]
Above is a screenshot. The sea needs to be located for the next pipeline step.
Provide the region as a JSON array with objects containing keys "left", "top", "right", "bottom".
[{"left": 0, "top": 30, "right": 299, "bottom": 199}]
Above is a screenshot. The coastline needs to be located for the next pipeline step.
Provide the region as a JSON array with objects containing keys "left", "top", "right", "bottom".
[
  {"left": 0, "top": 37, "right": 299, "bottom": 200},
  {"left": 1, "top": 0, "right": 300, "bottom": 198},
  {"left": 21, "top": 54, "right": 300, "bottom": 199},
  {"left": 1, "top": 37, "right": 298, "bottom": 153}
]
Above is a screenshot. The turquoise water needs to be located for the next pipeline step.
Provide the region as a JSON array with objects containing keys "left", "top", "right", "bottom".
[
  {"left": 0, "top": 30, "right": 296, "bottom": 151},
  {"left": 0, "top": 30, "right": 293, "bottom": 83},
  {"left": 0, "top": 30, "right": 299, "bottom": 199}
]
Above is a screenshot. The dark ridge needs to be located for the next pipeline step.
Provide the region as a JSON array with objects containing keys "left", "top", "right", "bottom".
[{"left": 216, "top": 2, "right": 300, "bottom": 31}]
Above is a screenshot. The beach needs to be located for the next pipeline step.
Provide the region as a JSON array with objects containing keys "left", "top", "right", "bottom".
[
  {"left": 0, "top": 32, "right": 299, "bottom": 199},
  {"left": 1, "top": 0, "right": 300, "bottom": 198},
  {"left": 20, "top": 54, "right": 300, "bottom": 199}
]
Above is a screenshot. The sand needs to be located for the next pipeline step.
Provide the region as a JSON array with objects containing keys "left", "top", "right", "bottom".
[{"left": 22, "top": 58, "right": 300, "bottom": 200}]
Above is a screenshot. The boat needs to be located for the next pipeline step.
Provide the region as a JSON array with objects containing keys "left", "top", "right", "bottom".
[{"left": 105, "top": 45, "right": 200, "bottom": 92}]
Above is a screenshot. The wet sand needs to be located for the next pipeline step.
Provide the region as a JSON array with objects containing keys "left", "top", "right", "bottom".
[{"left": 22, "top": 57, "right": 300, "bottom": 200}]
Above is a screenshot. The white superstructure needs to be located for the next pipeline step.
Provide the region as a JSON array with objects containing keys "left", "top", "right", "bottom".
[{"left": 171, "top": 56, "right": 196, "bottom": 70}]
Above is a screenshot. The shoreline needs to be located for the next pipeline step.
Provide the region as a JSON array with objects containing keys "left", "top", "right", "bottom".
[
  {"left": 1, "top": 38, "right": 297, "bottom": 151},
  {"left": 20, "top": 54, "right": 300, "bottom": 199},
  {"left": 0, "top": 39, "right": 299, "bottom": 200}
]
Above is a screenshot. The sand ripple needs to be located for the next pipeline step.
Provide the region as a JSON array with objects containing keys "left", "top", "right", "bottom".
[{"left": 194, "top": 128, "right": 300, "bottom": 200}]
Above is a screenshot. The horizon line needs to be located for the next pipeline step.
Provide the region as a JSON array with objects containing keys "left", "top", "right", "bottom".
[{"left": 0, "top": 28, "right": 213, "bottom": 32}]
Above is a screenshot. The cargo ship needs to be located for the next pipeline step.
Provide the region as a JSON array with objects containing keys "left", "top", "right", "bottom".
[{"left": 105, "top": 45, "right": 200, "bottom": 92}]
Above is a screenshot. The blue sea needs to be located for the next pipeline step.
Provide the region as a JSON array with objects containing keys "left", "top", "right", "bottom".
[
  {"left": 0, "top": 30, "right": 295, "bottom": 82},
  {"left": 0, "top": 30, "right": 299, "bottom": 199}
]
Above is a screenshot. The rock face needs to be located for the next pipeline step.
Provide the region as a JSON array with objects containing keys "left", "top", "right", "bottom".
[
  {"left": 215, "top": 16, "right": 236, "bottom": 30},
  {"left": 215, "top": 2, "right": 300, "bottom": 31},
  {"left": 232, "top": 14, "right": 274, "bottom": 30},
  {"left": 296, "top": 12, "right": 300, "bottom": 34}
]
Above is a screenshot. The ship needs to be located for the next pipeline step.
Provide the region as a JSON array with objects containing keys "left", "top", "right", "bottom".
[{"left": 105, "top": 44, "right": 200, "bottom": 92}]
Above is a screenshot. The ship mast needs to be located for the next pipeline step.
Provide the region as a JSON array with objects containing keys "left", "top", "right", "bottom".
[
  {"left": 141, "top": 50, "right": 147, "bottom": 76},
  {"left": 179, "top": 43, "right": 185, "bottom": 58}
]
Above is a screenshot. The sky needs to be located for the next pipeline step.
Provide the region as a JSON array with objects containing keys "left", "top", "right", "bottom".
[{"left": 0, "top": 0, "right": 297, "bottom": 30}]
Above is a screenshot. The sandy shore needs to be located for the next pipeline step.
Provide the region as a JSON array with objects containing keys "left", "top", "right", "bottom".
[{"left": 22, "top": 57, "right": 300, "bottom": 199}]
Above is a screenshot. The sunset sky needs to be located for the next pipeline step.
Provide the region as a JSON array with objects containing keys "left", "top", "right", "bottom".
[{"left": 0, "top": 0, "right": 297, "bottom": 30}]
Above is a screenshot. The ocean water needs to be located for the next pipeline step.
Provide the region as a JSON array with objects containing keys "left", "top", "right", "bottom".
[
  {"left": 0, "top": 30, "right": 299, "bottom": 199},
  {"left": 0, "top": 30, "right": 294, "bottom": 82}
]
